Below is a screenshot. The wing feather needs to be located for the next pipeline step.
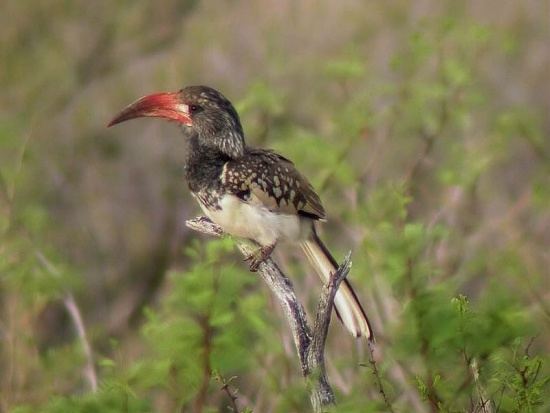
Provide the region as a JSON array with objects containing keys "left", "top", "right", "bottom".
[{"left": 222, "top": 148, "right": 326, "bottom": 221}]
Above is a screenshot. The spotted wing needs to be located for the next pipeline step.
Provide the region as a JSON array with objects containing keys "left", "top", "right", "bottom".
[{"left": 222, "top": 148, "right": 326, "bottom": 220}]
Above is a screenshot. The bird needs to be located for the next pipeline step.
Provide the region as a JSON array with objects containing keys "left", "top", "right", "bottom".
[{"left": 108, "top": 85, "right": 373, "bottom": 340}]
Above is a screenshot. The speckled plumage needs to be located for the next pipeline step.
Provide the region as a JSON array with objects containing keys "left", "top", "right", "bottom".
[
  {"left": 222, "top": 148, "right": 326, "bottom": 220},
  {"left": 109, "top": 85, "right": 373, "bottom": 340},
  {"left": 181, "top": 86, "right": 325, "bottom": 226},
  {"left": 185, "top": 141, "right": 325, "bottom": 221},
  {"left": 178, "top": 87, "right": 372, "bottom": 339}
]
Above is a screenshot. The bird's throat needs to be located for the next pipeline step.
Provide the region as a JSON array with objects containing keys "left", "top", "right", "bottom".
[{"left": 184, "top": 135, "right": 231, "bottom": 194}]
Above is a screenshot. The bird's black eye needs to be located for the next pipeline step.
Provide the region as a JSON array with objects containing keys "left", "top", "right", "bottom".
[{"left": 189, "top": 104, "right": 201, "bottom": 113}]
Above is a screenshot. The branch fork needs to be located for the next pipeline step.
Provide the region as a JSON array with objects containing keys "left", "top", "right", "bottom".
[{"left": 185, "top": 216, "right": 352, "bottom": 412}]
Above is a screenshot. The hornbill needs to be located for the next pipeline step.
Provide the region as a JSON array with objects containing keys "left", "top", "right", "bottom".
[{"left": 108, "top": 85, "right": 373, "bottom": 340}]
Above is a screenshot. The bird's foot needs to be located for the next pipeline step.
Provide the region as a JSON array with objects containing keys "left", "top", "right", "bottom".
[{"left": 244, "top": 244, "right": 275, "bottom": 272}]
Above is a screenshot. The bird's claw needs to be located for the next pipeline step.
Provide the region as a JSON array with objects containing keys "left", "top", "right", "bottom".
[
  {"left": 244, "top": 244, "right": 275, "bottom": 272},
  {"left": 244, "top": 254, "right": 262, "bottom": 272}
]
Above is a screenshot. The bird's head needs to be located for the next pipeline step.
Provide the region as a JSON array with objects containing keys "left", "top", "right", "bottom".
[{"left": 108, "top": 85, "right": 245, "bottom": 158}]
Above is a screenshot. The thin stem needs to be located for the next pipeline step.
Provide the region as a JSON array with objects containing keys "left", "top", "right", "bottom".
[
  {"left": 63, "top": 293, "right": 98, "bottom": 392},
  {"left": 35, "top": 252, "right": 98, "bottom": 393},
  {"left": 307, "top": 252, "right": 352, "bottom": 411},
  {"left": 366, "top": 341, "right": 395, "bottom": 413},
  {"left": 214, "top": 373, "right": 241, "bottom": 413},
  {"left": 185, "top": 216, "right": 353, "bottom": 413}
]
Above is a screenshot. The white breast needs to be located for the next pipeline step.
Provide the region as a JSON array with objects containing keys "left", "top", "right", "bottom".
[{"left": 196, "top": 194, "right": 310, "bottom": 246}]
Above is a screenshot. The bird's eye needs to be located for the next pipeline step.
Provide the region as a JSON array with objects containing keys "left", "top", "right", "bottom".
[{"left": 189, "top": 104, "right": 200, "bottom": 113}]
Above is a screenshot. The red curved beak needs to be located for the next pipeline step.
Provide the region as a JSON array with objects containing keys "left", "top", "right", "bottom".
[{"left": 107, "top": 92, "right": 192, "bottom": 127}]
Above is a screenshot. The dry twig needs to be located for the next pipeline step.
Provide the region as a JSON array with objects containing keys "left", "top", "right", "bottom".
[
  {"left": 214, "top": 373, "right": 241, "bottom": 413},
  {"left": 186, "top": 216, "right": 353, "bottom": 412},
  {"left": 366, "top": 341, "right": 395, "bottom": 413},
  {"left": 35, "top": 252, "right": 98, "bottom": 393}
]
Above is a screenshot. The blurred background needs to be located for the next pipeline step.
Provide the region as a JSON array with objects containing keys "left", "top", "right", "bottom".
[{"left": 1, "top": 1, "right": 549, "bottom": 412}]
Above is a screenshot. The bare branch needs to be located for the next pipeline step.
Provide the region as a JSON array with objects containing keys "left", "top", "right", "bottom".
[
  {"left": 306, "top": 252, "right": 352, "bottom": 410},
  {"left": 214, "top": 373, "right": 242, "bottom": 413},
  {"left": 310, "top": 251, "right": 351, "bottom": 360},
  {"left": 186, "top": 216, "right": 225, "bottom": 238},
  {"left": 367, "top": 341, "right": 395, "bottom": 413},
  {"left": 185, "top": 216, "right": 352, "bottom": 412},
  {"left": 470, "top": 358, "right": 492, "bottom": 413},
  {"left": 186, "top": 217, "right": 312, "bottom": 370},
  {"left": 63, "top": 293, "right": 99, "bottom": 393},
  {"left": 35, "top": 252, "right": 98, "bottom": 393}
]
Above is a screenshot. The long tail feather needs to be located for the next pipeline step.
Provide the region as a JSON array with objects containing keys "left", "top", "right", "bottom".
[{"left": 300, "top": 228, "right": 374, "bottom": 341}]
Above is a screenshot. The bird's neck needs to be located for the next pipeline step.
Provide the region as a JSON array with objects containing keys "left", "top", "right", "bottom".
[
  {"left": 203, "top": 128, "right": 245, "bottom": 159},
  {"left": 184, "top": 134, "right": 234, "bottom": 193}
]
